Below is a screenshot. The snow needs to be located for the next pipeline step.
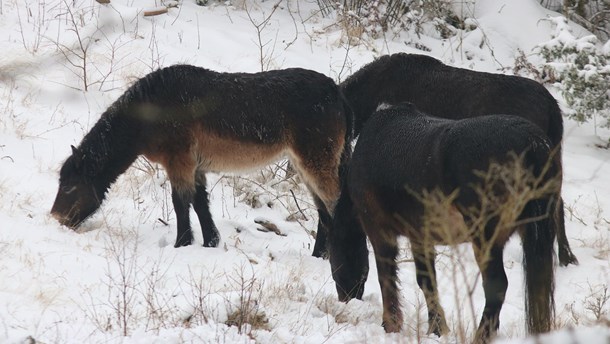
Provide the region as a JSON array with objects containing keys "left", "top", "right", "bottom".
[{"left": 1, "top": 0, "right": 609, "bottom": 343}]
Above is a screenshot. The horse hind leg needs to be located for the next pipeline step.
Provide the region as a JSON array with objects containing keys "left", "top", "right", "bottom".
[
  {"left": 289, "top": 132, "right": 344, "bottom": 215},
  {"left": 556, "top": 198, "right": 578, "bottom": 266},
  {"left": 472, "top": 242, "right": 508, "bottom": 344},
  {"left": 310, "top": 195, "right": 331, "bottom": 258},
  {"left": 551, "top": 148, "right": 578, "bottom": 266},
  {"left": 411, "top": 243, "right": 449, "bottom": 336},
  {"left": 290, "top": 149, "right": 343, "bottom": 258},
  {"left": 193, "top": 170, "right": 220, "bottom": 247}
]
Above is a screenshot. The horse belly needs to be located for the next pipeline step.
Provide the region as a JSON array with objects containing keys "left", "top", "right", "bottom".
[{"left": 194, "top": 134, "right": 286, "bottom": 173}]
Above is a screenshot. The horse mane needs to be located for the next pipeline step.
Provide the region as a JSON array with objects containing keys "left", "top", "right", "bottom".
[
  {"left": 75, "top": 104, "right": 138, "bottom": 195},
  {"left": 340, "top": 56, "right": 394, "bottom": 135},
  {"left": 76, "top": 67, "right": 208, "bottom": 189},
  {"left": 341, "top": 54, "right": 444, "bottom": 135},
  {"left": 389, "top": 53, "right": 443, "bottom": 67},
  {"left": 117, "top": 65, "right": 216, "bottom": 107}
]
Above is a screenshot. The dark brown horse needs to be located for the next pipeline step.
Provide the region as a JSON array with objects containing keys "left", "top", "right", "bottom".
[
  {"left": 51, "top": 64, "right": 353, "bottom": 255},
  {"left": 340, "top": 52, "right": 577, "bottom": 266},
  {"left": 332, "top": 103, "right": 557, "bottom": 343}
]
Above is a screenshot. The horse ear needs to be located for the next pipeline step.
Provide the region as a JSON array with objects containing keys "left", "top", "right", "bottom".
[
  {"left": 71, "top": 145, "right": 83, "bottom": 159},
  {"left": 71, "top": 145, "right": 84, "bottom": 169}
]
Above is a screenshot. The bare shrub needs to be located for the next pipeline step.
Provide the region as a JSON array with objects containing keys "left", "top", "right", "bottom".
[
  {"left": 221, "top": 161, "right": 316, "bottom": 234},
  {"left": 584, "top": 283, "right": 609, "bottom": 323},
  {"left": 317, "top": 0, "right": 463, "bottom": 44},
  {"left": 48, "top": 0, "right": 130, "bottom": 91},
  {"left": 224, "top": 264, "right": 269, "bottom": 335},
  {"left": 244, "top": 0, "right": 283, "bottom": 71},
  {"left": 82, "top": 225, "right": 180, "bottom": 336},
  {"left": 408, "top": 151, "right": 560, "bottom": 341},
  {"left": 179, "top": 266, "right": 220, "bottom": 327}
]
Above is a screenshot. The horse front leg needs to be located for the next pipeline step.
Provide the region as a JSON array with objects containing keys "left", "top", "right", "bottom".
[
  {"left": 172, "top": 187, "right": 195, "bottom": 247},
  {"left": 473, "top": 242, "right": 508, "bottom": 344},
  {"left": 411, "top": 243, "right": 449, "bottom": 336},
  {"left": 369, "top": 233, "right": 402, "bottom": 332},
  {"left": 193, "top": 172, "right": 220, "bottom": 247}
]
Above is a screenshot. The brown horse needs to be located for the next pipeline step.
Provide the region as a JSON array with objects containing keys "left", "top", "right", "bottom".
[
  {"left": 51, "top": 64, "right": 353, "bottom": 255},
  {"left": 332, "top": 103, "right": 557, "bottom": 343},
  {"left": 340, "top": 52, "right": 577, "bottom": 266}
]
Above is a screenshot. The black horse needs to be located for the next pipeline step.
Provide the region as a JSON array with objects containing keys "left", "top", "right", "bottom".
[
  {"left": 332, "top": 103, "right": 557, "bottom": 343},
  {"left": 340, "top": 52, "right": 577, "bottom": 266},
  {"left": 51, "top": 64, "right": 353, "bottom": 256}
]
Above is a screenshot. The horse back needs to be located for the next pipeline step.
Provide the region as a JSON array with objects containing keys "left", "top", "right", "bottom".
[
  {"left": 348, "top": 104, "right": 452, "bottom": 236},
  {"left": 349, "top": 104, "right": 553, "bottom": 241},
  {"left": 113, "top": 65, "right": 348, "bottom": 173},
  {"left": 406, "top": 62, "right": 559, "bottom": 140},
  {"left": 441, "top": 114, "right": 552, "bottom": 187},
  {"left": 345, "top": 53, "right": 563, "bottom": 147}
]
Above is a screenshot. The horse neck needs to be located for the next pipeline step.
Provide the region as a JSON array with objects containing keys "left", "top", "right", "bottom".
[
  {"left": 80, "top": 107, "right": 139, "bottom": 190},
  {"left": 342, "top": 79, "right": 388, "bottom": 136},
  {"left": 342, "top": 69, "right": 415, "bottom": 136}
]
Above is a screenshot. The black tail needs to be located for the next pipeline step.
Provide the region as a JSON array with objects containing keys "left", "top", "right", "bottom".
[
  {"left": 337, "top": 91, "right": 355, "bottom": 205},
  {"left": 520, "top": 137, "right": 557, "bottom": 334},
  {"left": 547, "top": 101, "right": 563, "bottom": 150},
  {"left": 339, "top": 91, "right": 356, "bottom": 169},
  {"left": 522, "top": 197, "right": 556, "bottom": 334}
]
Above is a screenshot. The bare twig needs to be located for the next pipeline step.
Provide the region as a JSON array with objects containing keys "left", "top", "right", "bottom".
[
  {"left": 143, "top": 7, "right": 168, "bottom": 17},
  {"left": 254, "top": 219, "right": 286, "bottom": 236},
  {"left": 245, "top": 0, "right": 283, "bottom": 71},
  {"left": 290, "top": 189, "right": 309, "bottom": 221}
]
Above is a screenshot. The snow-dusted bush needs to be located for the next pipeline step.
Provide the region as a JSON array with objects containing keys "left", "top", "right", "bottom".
[
  {"left": 540, "top": 0, "right": 610, "bottom": 42},
  {"left": 317, "top": 0, "right": 463, "bottom": 42},
  {"left": 536, "top": 16, "right": 610, "bottom": 127}
]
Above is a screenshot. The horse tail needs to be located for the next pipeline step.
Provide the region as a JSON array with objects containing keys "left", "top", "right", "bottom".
[
  {"left": 547, "top": 101, "right": 563, "bottom": 150},
  {"left": 339, "top": 91, "right": 356, "bottom": 182},
  {"left": 521, "top": 138, "right": 557, "bottom": 334},
  {"left": 547, "top": 100, "right": 563, "bottom": 201},
  {"left": 522, "top": 197, "right": 556, "bottom": 333}
]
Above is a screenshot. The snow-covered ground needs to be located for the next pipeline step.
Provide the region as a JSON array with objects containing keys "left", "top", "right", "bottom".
[{"left": 0, "top": 0, "right": 608, "bottom": 343}]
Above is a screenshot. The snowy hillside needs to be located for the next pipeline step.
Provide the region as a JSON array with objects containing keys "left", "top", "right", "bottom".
[{"left": 0, "top": 0, "right": 608, "bottom": 343}]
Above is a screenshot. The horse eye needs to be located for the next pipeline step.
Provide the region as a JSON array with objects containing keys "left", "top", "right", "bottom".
[{"left": 62, "top": 186, "right": 77, "bottom": 194}]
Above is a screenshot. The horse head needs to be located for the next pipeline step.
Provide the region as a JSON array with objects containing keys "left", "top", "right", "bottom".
[{"left": 51, "top": 145, "right": 103, "bottom": 228}]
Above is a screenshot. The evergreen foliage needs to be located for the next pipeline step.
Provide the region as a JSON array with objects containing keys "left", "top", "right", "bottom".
[{"left": 536, "top": 16, "right": 610, "bottom": 127}]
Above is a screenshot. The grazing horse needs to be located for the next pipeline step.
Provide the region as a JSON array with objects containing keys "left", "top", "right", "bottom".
[
  {"left": 51, "top": 64, "right": 353, "bottom": 255},
  {"left": 340, "top": 52, "right": 577, "bottom": 266},
  {"left": 332, "top": 103, "right": 557, "bottom": 343}
]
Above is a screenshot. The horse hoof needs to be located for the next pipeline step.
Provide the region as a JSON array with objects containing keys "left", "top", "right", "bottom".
[
  {"left": 559, "top": 250, "right": 579, "bottom": 266},
  {"left": 174, "top": 239, "right": 192, "bottom": 248},
  {"left": 425, "top": 314, "right": 449, "bottom": 337},
  {"left": 203, "top": 237, "right": 220, "bottom": 248},
  {"left": 426, "top": 321, "right": 449, "bottom": 337},
  {"left": 381, "top": 320, "right": 401, "bottom": 333},
  {"left": 311, "top": 248, "right": 329, "bottom": 259}
]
